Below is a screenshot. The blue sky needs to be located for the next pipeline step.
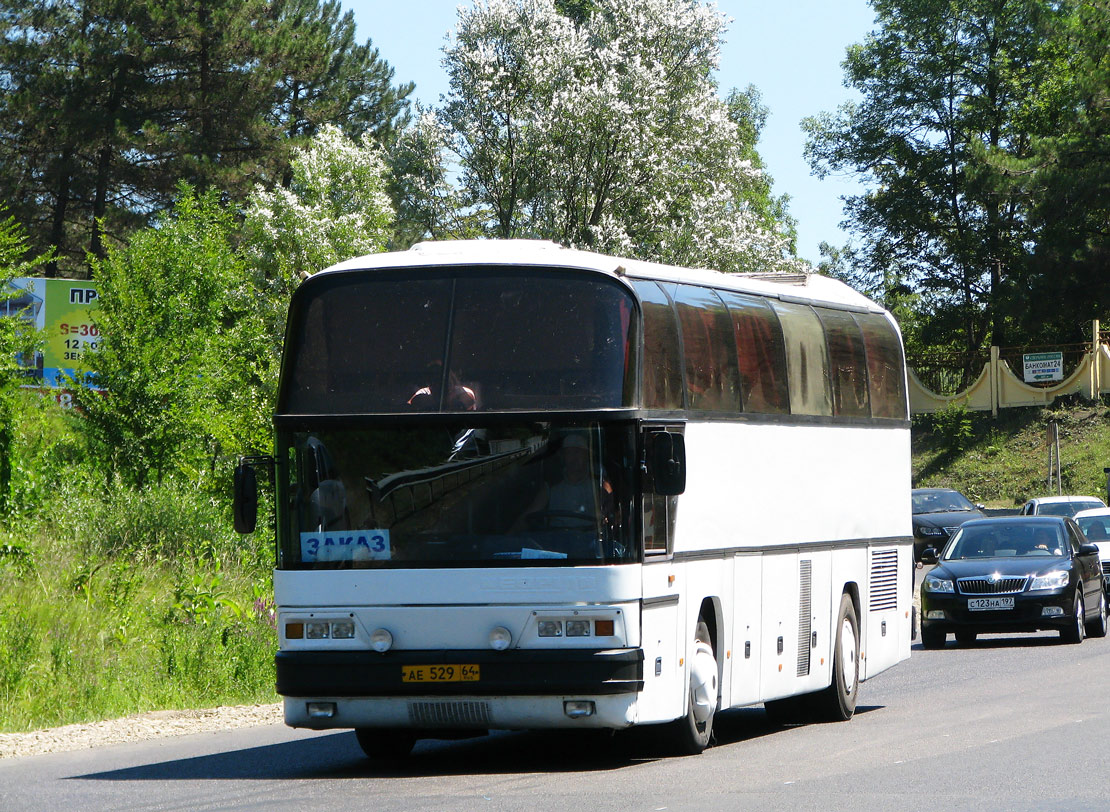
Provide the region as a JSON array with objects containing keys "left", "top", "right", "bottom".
[{"left": 346, "top": 1, "right": 877, "bottom": 265}]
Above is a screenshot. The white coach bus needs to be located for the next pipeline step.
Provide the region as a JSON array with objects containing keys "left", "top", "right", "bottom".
[{"left": 234, "top": 239, "right": 913, "bottom": 758}]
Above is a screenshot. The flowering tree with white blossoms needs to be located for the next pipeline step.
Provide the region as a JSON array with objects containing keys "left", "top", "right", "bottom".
[
  {"left": 244, "top": 124, "right": 394, "bottom": 285},
  {"left": 438, "top": 0, "right": 803, "bottom": 273}
]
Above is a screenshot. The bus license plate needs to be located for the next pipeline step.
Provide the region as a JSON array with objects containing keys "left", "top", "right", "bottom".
[
  {"left": 401, "top": 664, "right": 480, "bottom": 683},
  {"left": 968, "top": 597, "right": 1014, "bottom": 611}
]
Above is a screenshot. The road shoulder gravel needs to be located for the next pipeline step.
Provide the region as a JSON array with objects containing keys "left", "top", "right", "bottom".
[{"left": 0, "top": 703, "right": 283, "bottom": 759}]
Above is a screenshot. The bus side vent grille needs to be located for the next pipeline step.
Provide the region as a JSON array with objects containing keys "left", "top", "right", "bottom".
[
  {"left": 870, "top": 549, "right": 899, "bottom": 612},
  {"left": 408, "top": 701, "right": 492, "bottom": 728},
  {"left": 797, "top": 560, "right": 812, "bottom": 677}
]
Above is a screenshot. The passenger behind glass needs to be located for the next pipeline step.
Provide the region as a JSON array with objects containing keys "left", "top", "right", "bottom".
[{"left": 407, "top": 360, "right": 477, "bottom": 411}]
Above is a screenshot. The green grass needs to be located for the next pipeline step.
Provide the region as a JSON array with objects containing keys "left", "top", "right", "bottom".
[
  {"left": 0, "top": 484, "right": 276, "bottom": 734},
  {"left": 913, "top": 397, "right": 1110, "bottom": 507}
]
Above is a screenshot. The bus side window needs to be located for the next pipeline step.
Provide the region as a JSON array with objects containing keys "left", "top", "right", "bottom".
[
  {"left": 770, "top": 300, "right": 833, "bottom": 416},
  {"left": 632, "top": 281, "right": 684, "bottom": 410},
  {"left": 816, "top": 307, "right": 871, "bottom": 418},
  {"left": 718, "top": 291, "right": 789, "bottom": 414},
  {"left": 672, "top": 285, "right": 741, "bottom": 414},
  {"left": 857, "top": 313, "right": 908, "bottom": 420}
]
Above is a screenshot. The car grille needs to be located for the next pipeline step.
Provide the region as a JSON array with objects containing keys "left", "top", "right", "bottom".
[
  {"left": 1103, "top": 561, "right": 1110, "bottom": 578},
  {"left": 957, "top": 577, "right": 1028, "bottom": 595}
]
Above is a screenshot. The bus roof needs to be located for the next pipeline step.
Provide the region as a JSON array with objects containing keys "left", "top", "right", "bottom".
[{"left": 320, "top": 239, "right": 886, "bottom": 314}]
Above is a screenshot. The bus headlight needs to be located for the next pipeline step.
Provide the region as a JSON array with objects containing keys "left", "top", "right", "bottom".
[
  {"left": 566, "top": 620, "right": 591, "bottom": 637},
  {"left": 331, "top": 620, "right": 355, "bottom": 640},
  {"left": 538, "top": 620, "right": 563, "bottom": 637}
]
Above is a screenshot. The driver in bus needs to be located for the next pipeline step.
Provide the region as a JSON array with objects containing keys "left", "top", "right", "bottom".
[{"left": 513, "top": 434, "right": 609, "bottom": 530}]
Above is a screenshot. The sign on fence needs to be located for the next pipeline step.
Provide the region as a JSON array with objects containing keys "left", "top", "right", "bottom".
[{"left": 1023, "top": 351, "right": 1064, "bottom": 383}]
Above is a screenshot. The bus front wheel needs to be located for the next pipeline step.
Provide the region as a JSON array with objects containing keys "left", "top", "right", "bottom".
[
  {"left": 670, "top": 619, "right": 718, "bottom": 755},
  {"left": 814, "top": 593, "right": 859, "bottom": 722},
  {"left": 355, "top": 727, "right": 417, "bottom": 760}
]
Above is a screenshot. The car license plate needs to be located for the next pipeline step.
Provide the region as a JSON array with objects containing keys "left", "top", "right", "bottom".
[
  {"left": 968, "top": 597, "right": 1015, "bottom": 611},
  {"left": 401, "top": 664, "right": 480, "bottom": 683}
]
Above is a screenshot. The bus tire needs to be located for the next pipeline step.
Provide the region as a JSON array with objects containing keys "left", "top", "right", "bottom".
[
  {"left": 814, "top": 593, "right": 859, "bottom": 722},
  {"left": 355, "top": 727, "right": 417, "bottom": 760},
  {"left": 670, "top": 619, "right": 717, "bottom": 755}
]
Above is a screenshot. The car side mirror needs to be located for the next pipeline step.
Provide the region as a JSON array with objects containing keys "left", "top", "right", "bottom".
[
  {"left": 649, "top": 431, "right": 686, "bottom": 496},
  {"left": 1079, "top": 543, "right": 1100, "bottom": 557},
  {"left": 920, "top": 548, "right": 939, "bottom": 565},
  {"left": 233, "top": 461, "right": 258, "bottom": 534}
]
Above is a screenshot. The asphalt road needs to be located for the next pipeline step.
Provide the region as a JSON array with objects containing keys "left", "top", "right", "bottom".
[{"left": 4, "top": 574, "right": 1110, "bottom": 812}]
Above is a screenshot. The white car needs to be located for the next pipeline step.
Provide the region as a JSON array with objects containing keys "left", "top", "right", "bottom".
[
  {"left": 1075, "top": 507, "right": 1110, "bottom": 594},
  {"left": 1020, "top": 494, "right": 1106, "bottom": 517}
]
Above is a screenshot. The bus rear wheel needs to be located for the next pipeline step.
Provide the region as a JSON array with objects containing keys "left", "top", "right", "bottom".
[
  {"left": 670, "top": 619, "right": 718, "bottom": 755},
  {"left": 812, "top": 593, "right": 859, "bottom": 722},
  {"left": 355, "top": 727, "right": 417, "bottom": 760}
]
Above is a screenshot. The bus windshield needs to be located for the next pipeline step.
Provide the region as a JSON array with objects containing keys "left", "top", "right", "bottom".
[{"left": 282, "top": 422, "right": 637, "bottom": 568}]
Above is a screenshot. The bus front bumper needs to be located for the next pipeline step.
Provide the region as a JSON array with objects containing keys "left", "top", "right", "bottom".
[
  {"left": 276, "top": 648, "right": 644, "bottom": 698},
  {"left": 277, "top": 648, "right": 645, "bottom": 732}
]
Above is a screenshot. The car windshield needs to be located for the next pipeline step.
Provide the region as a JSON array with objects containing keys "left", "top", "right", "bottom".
[
  {"left": 280, "top": 421, "right": 637, "bottom": 569},
  {"left": 912, "top": 490, "right": 974, "bottom": 514},
  {"left": 1078, "top": 516, "right": 1110, "bottom": 541},
  {"left": 944, "top": 522, "right": 1066, "bottom": 560},
  {"left": 1037, "top": 500, "right": 1103, "bottom": 517}
]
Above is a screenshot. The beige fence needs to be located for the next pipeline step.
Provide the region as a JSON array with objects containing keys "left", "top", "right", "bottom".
[{"left": 909, "top": 321, "right": 1110, "bottom": 415}]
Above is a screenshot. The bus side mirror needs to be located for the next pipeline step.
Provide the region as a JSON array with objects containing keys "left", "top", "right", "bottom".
[
  {"left": 233, "top": 461, "right": 258, "bottom": 534},
  {"left": 650, "top": 432, "right": 686, "bottom": 496}
]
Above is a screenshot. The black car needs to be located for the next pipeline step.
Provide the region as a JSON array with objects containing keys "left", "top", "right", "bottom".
[
  {"left": 919, "top": 516, "right": 1106, "bottom": 648},
  {"left": 911, "top": 488, "right": 986, "bottom": 562}
]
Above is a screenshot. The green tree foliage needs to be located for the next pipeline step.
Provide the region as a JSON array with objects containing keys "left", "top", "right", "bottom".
[
  {"left": 435, "top": 0, "right": 800, "bottom": 272},
  {"left": 265, "top": 0, "right": 414, "bottom": 144},
  {"left": 386, "top": 107, "right": 482, "bottom": 248},
  {"left": 72, "top": 187, "right": 273, "bottom": 489},
  {"left": 0, "top": 0, "right": 412, "bottom": 274},
  {"left": 803, "top": 0, "right": 1060, "bottom": 356},
  {"left": 998, "top": 0, "right": 1110, "bottom": 339},
  {"left": 0, "top": 211, "right": 51, "bottom": 512}
]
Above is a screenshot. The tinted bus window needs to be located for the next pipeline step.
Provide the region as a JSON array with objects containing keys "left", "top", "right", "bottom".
[
  {"left": 283, "top": 278, "right": 452, "bottom": 413},
  {"left": 450, "top": 276, "right": 631, "bottom": 410},
  {"left": 817, "top": 307, "right": 870, "bottom": 418},
  {"left": 718, "top": 291, "right": 789, "bottom": 414},
  {"left": 672, "top": 285, "right": 741, "bottom": 413},
  {"left": 857, "top": 313, "right": 908, "bottom": 419},
  {"left": 282, "top": 271, "right": 635, "bottom": 414},
  {"left": 771, "top": 300, "right": 832, "bottom": 416},
  {"left": 632, "top": 280, "right": 683, "bottom": 410}
]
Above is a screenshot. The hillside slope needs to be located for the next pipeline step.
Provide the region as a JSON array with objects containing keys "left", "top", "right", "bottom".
[{"left": 912, "top": 399, "right": 1110, "bottom": 509}]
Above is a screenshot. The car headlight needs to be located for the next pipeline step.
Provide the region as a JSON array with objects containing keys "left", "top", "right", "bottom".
[
  {"left": 922, "top": 575, "right": 954, "bottom": 593},
  {"left": 918, "top": 526, "right": 946, "bottom": 537},
  {"left": 1030, "top": 570, "right": 1069, "bottom": 590}
]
